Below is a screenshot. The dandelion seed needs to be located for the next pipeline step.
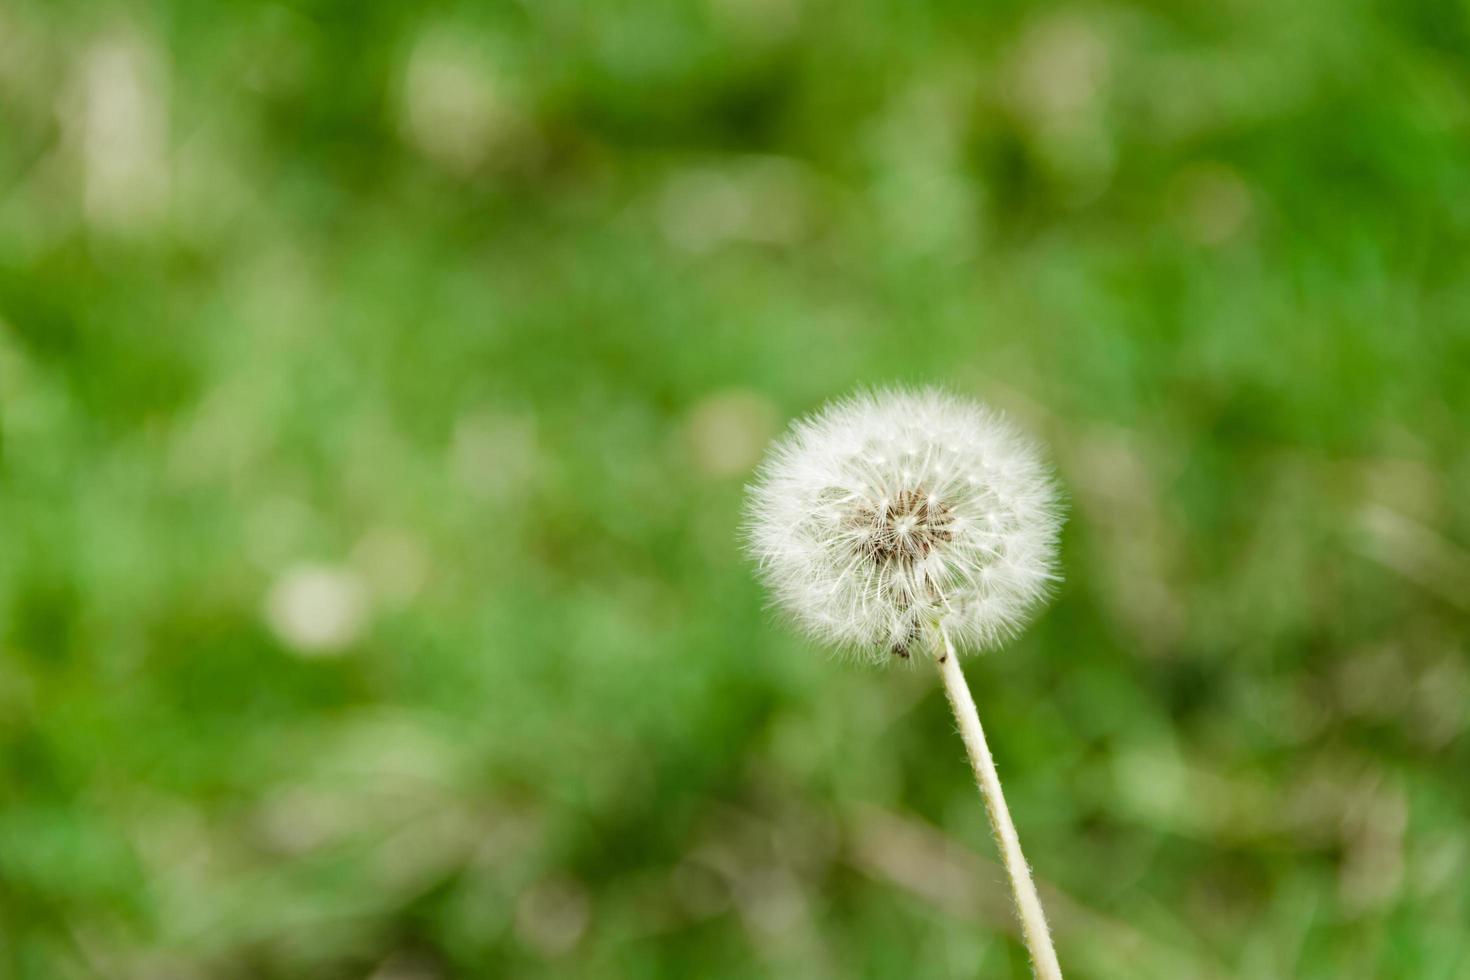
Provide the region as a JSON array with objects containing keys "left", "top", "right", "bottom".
[
  {"left": 744, "top": 387, "right": 1061, "bottom": 661},
  {"left": 743, "top": 386, "right": 1067, "bottom": 979}
]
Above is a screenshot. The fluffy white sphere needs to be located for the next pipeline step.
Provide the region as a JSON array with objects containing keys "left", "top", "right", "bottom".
[{"left": 745, "top": 388, "right": 1062, "bottom": 661}]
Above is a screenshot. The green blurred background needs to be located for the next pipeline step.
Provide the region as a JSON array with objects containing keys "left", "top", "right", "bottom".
[{"left": 2, "top": 0, "right": 1469, "bottom": 977}]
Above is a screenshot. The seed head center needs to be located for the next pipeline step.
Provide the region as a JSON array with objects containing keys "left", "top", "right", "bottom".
[{"left": 850, "top": 486, "right": 954, "bottom": 566}]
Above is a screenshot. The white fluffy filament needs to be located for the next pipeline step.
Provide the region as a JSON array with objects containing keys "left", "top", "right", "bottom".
[{"left": 745, "top": 388, "right": 1060, "bottom": 661}]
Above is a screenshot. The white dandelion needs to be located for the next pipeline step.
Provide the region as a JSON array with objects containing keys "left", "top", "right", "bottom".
[
  {"left": 746, "top": 387, "right": 1061, "bottom": 659},
  {"left": 744, "top": 387, "right": 1067, "bottom": 980}
]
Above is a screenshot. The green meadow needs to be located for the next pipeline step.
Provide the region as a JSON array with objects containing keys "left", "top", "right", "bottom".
[{"left": 1, "top": 1, "right": 1468, "bottom": 976}]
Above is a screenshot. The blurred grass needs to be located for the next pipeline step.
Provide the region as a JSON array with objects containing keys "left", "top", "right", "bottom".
[{"left": 1, "top": 0, "right": 1469, "bottom": 977}]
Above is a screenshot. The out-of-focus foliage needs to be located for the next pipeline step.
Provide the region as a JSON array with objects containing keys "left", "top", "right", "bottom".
[{"left": 1, "top": 0, "right": 1468, "bottom": 977}]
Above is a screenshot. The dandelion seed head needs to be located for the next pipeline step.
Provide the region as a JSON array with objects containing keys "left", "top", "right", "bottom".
[{"left": 744, "top": 388, "right": 1063, "bottom": 661}]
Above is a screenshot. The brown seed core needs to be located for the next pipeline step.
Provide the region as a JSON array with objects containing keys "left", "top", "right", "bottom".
[
  {"left": 839, "top": 486, "right": 956, "bottom": 660},
  {"left": 847, "top": 486, "right": 955, "bottom": 569}
]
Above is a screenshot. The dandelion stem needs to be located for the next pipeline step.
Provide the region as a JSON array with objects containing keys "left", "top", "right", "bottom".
[{"left": 935, "top": 626, "right": 1062, "bottom": 980}]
